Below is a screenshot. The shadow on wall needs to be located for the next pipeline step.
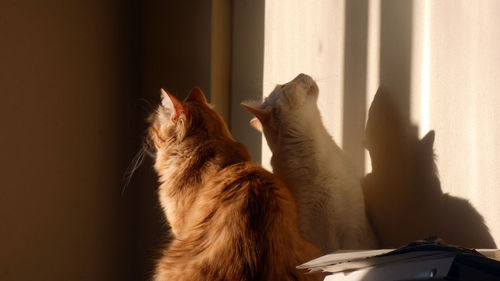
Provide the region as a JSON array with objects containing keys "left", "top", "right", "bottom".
[{"left": 362, "top": 88, "right": 497, "bottom": 249}]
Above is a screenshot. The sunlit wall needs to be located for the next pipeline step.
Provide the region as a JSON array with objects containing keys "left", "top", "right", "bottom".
[
  {"left": 263, "top": 0, "right": 345, "bottom": 171},
  {"left": 412, "top": 0, "right": 500, "bottom": 246},
  {"left": 263, "top": 0, "right": 500, "bottom": 246}
]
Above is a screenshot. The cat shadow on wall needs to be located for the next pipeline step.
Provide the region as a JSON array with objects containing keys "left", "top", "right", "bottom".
[{"left": 362, "top": 88, "right": 496, "bottom": 249}]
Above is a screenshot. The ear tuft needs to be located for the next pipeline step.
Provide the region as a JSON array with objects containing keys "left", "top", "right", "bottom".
[
  {"left": 185, "top": 87, "right": 208, "bottom": 104},
  {"left": 161, "top": 88, "right": 185, "bottom": 121}
]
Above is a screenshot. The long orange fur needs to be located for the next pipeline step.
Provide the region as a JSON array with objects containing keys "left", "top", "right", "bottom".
[{"left": 146, "top": 88, "right": 322, "bottom": 281}]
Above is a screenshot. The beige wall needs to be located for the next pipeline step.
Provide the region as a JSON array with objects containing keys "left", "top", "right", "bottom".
[
  {"left": 262, "top": 0, "right": 346, "bottom": 171},
  {"left": 262, "top": 0, "right": 500, "bottom": 247},
  {"left": 412, "top": 0, "right": 500, "bottom": 246}
]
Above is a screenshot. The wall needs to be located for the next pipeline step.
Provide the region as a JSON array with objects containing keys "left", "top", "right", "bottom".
[
  {"left": 0, "top": 1, "right": 217, "bottom": 280},
  {"left": 134, "top": 0, "right": 213, "bottom": 279},
  {"left": 413, "top": 0, "right": 500, "bottom": 246},
  {"left": 261, "top": 0, "right": 500, "bottom": 246},
  {"left": 231, "top": 0, "right": 265, "bottom": 163},
  {"left": 261, "top": 0, "right": 346, "bottom": 171},
  {"left": 0, "top": 0, "right": 136, "bottom": 280}
]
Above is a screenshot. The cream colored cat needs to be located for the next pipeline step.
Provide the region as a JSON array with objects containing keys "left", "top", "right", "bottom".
[{"left": 242, "top": 74, "right": 378, "bottom": 253}]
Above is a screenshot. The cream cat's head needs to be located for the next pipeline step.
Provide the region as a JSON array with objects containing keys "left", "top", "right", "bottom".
[{"left": 241, "top": 73, "right": 320, "bottom": 153}]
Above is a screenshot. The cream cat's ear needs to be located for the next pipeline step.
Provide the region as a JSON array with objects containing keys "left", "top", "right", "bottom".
[
  {"left": 161, "top": 88, "right": 186, "bottom": 121},
  {"left": 185, "top": 87, "right": 208, "bottom": 104},
  {"left": 249, "top": 117, "right": 263, "bottom": 132},
  {"left": 240, "top": 103, "right": 272, "bottom": 133}
]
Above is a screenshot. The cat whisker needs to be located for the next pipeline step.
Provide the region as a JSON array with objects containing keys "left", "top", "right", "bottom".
[
  {"left": 136, "top": 98, "right": 154, "bottom": 114},
  {"left": 122, "top": 145, "right": 147, "bottom": 195}
]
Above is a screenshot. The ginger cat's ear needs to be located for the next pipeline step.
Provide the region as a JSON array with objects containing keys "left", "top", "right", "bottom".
[
  {"left": 240, "top": 103, "right": 272, "bottom": 133},
  {"left": 185, "top": 87, "right": 208, "bottom": 104},
  {"left": 161, "top": 88, "right": 186, "bottom": 121}
]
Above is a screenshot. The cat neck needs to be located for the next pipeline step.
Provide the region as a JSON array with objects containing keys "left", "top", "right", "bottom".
[
  {"left": 270, "top": 111, "right": 355, "bottom": 182},
  {"left": 276, "top": 111, "right": 342, "bottom": 157},
  {"left": 158, "top": 138, "right": 251, "bottom": 186}
]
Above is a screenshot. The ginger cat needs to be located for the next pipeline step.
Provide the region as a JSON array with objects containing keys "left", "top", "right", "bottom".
[
  {"left": 146, "top": 87, "right": 322, "bottom": 281},
  {"left": 242, "top": 74, "right": 378, "bottom": 254}
]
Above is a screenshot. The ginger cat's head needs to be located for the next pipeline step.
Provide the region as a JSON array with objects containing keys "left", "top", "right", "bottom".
[
  {"left": 146, "top": 87, "right": 234, "bottom": 157},
  {"left": 145, "top": 87, "right": 253, "bottom": 183},
  {"left": 241, "top": 73, "right": 320, "bottom": 153},
  {"left": 146, "top": 87, "right": 252, "bottom": 217}
]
